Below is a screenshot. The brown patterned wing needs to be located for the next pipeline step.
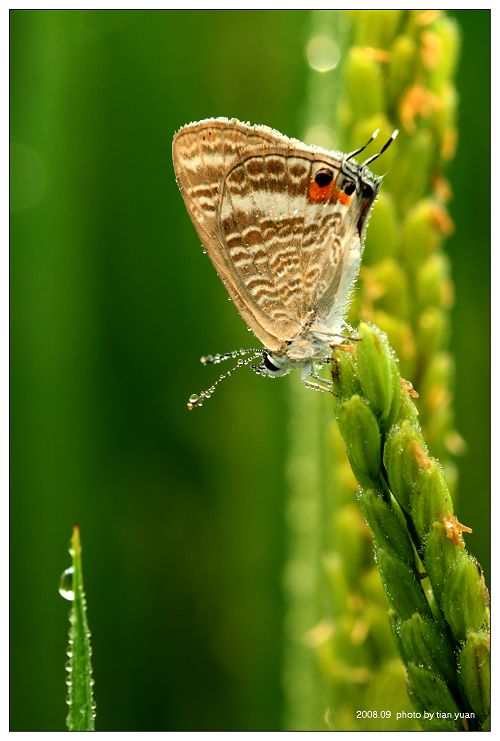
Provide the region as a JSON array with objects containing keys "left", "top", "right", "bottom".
[
  {"left": 219, "top": 151, "right": 356, "bottom": 342},
  {"left": 173, "top": 118, "right": 292, "bottom": 351},
  {"left": 173, "top": 118, "right": 353, "bottom": 350}
]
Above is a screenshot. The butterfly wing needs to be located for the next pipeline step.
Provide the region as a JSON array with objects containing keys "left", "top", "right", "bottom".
[
  {"left": 173, "top": 118, "right": 291, "bottom": 351},
  {"left": 173, "top": 118, "right": 365, "bottom": 352},
  {"left": 219, "top": 150, "right": 354, "bottom": 341}
]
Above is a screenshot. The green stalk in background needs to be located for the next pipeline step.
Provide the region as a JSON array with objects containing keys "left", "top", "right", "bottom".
[
  {"left": 284, "top": 9, "right": 489, "bottom": 731},
  {"left": 59, "top": 524, "right": 95, "bottom": 731}
]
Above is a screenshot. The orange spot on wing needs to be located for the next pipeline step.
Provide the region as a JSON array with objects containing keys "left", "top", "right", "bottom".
[
  {"left": 308, "top": 180, "right": 351, "bottom": 206},
  {"left": 308, "top": 180, "right": 333, "bottom": 202},
  {"left": 332, "top": 189, "right": 351, "bottom": 205}
]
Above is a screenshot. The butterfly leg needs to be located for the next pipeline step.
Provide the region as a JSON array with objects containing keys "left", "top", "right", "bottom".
[
  {"left": 311, "top": 324, "right": 360, "bottom": 345},
  {"left": 330, "top": 341, "right": 356, "bottom": 353},
  {"left": 300, "top": 365, "right": 334, "bottom": 395},
  {"left": 341, "top": 320, "right": 356, "bottom": 334},
  {"left": 302, "top": 378, "right": 333, "bottom": 394}
]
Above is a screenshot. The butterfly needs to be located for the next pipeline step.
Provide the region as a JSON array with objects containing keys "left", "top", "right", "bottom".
[{"left": 172, "top": 118, "right": 397, "bottom": 408}]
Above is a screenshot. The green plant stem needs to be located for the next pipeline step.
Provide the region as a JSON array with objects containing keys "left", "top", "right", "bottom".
[{"left": 283, "top": 385, "right": 330, "bottom": 730}]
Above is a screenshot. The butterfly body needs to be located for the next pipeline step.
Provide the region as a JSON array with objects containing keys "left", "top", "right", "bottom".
[{"left": 172, "top": 118, "right": 387, "bottom": 403}]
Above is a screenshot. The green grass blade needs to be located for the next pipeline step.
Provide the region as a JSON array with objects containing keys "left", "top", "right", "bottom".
[{"left": 59, "top": 523, "right": 95, "bottom": 731}]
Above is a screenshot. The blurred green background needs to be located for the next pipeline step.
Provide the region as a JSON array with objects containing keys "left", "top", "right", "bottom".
[{"left": 10, "top": 10, "right": 489, "bottom": 731}]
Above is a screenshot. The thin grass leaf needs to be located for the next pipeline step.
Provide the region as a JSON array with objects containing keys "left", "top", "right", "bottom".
[{"left": 59, "top": 523, "right": 95, "bottom": 731}]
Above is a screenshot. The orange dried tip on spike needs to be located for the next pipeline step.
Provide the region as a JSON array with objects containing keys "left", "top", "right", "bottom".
[
  {"left": 415, "top": 9, "right": 443, "bottom": 25},
  {"left": 433, "top": 173, "right": 452, "bottom": 203},
  {"left": 421, "top": 30, "right": 442, "bottom": 71},
  {"left": 412, "top": 441, "right": 431, "bottom": 469},
  {"left": 399, "top": 85, "right": 437, "bottom": 134},
  {"left": 440, "top": 511, "right": 473, "bottom": 548},
  {"left": 360, "top": 46, "right": 391, "bottom": 63},
  {"left": 400, "top": 377, "right": 419, "bottom": 398},
  {"left": 308, "top": 180, "right": 351, "bottom": 205},
  {"left": 431, "top": 203, "right": 455, "bottom": 235}
]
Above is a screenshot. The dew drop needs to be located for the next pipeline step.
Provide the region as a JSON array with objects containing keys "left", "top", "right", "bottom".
[
  {"left": 189, "top": 394, "right": 200, "bottom": 404},
  {"left": 59, "top": 567, "right": 75, "bottom": 601},
  {"left": 306, "top": 34, "right": 340, "bottom": 73}
]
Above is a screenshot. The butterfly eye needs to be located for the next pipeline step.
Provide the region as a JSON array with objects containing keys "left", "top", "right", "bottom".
[
  {"left": 314, "top": 169, "right": 334, "bottom": 187},
  {"left": 263, "top": 352, "right": 280, "bottom": 372},
  {"left": 343, "top": 179, "right": 356, "bottom": 196}
]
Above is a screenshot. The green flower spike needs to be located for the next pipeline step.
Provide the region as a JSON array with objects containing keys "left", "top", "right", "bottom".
[
  {"left": 330, "top": 323, "right": 490, "bottom": 730},
  {"left": 337, "top": 395, "right": 381, "bottom": 490},
  {"left": 458, "top": 632, "right": 490, "bottom": 724}
]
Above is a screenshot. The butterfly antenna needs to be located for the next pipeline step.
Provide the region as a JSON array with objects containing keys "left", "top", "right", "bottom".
[
  {"left": 187, "top": 352, "right": 262, "bottom": 410},
  {"left": 200, "top": 348, "right": 261, "bottom": 365},
  {"left": 344, "top": 128, "right": 380, "bottom": 162},
  {"left": 362, "top": 129, "right": 399, "bottom": 167}
]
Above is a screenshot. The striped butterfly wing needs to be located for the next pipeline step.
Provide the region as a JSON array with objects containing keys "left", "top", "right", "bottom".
[
  {"left": 220, "top": 150, "right": 360, "bottom": 346},
  {"left": 173, "top": 118, "right": 358, "bottom": 351}
]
